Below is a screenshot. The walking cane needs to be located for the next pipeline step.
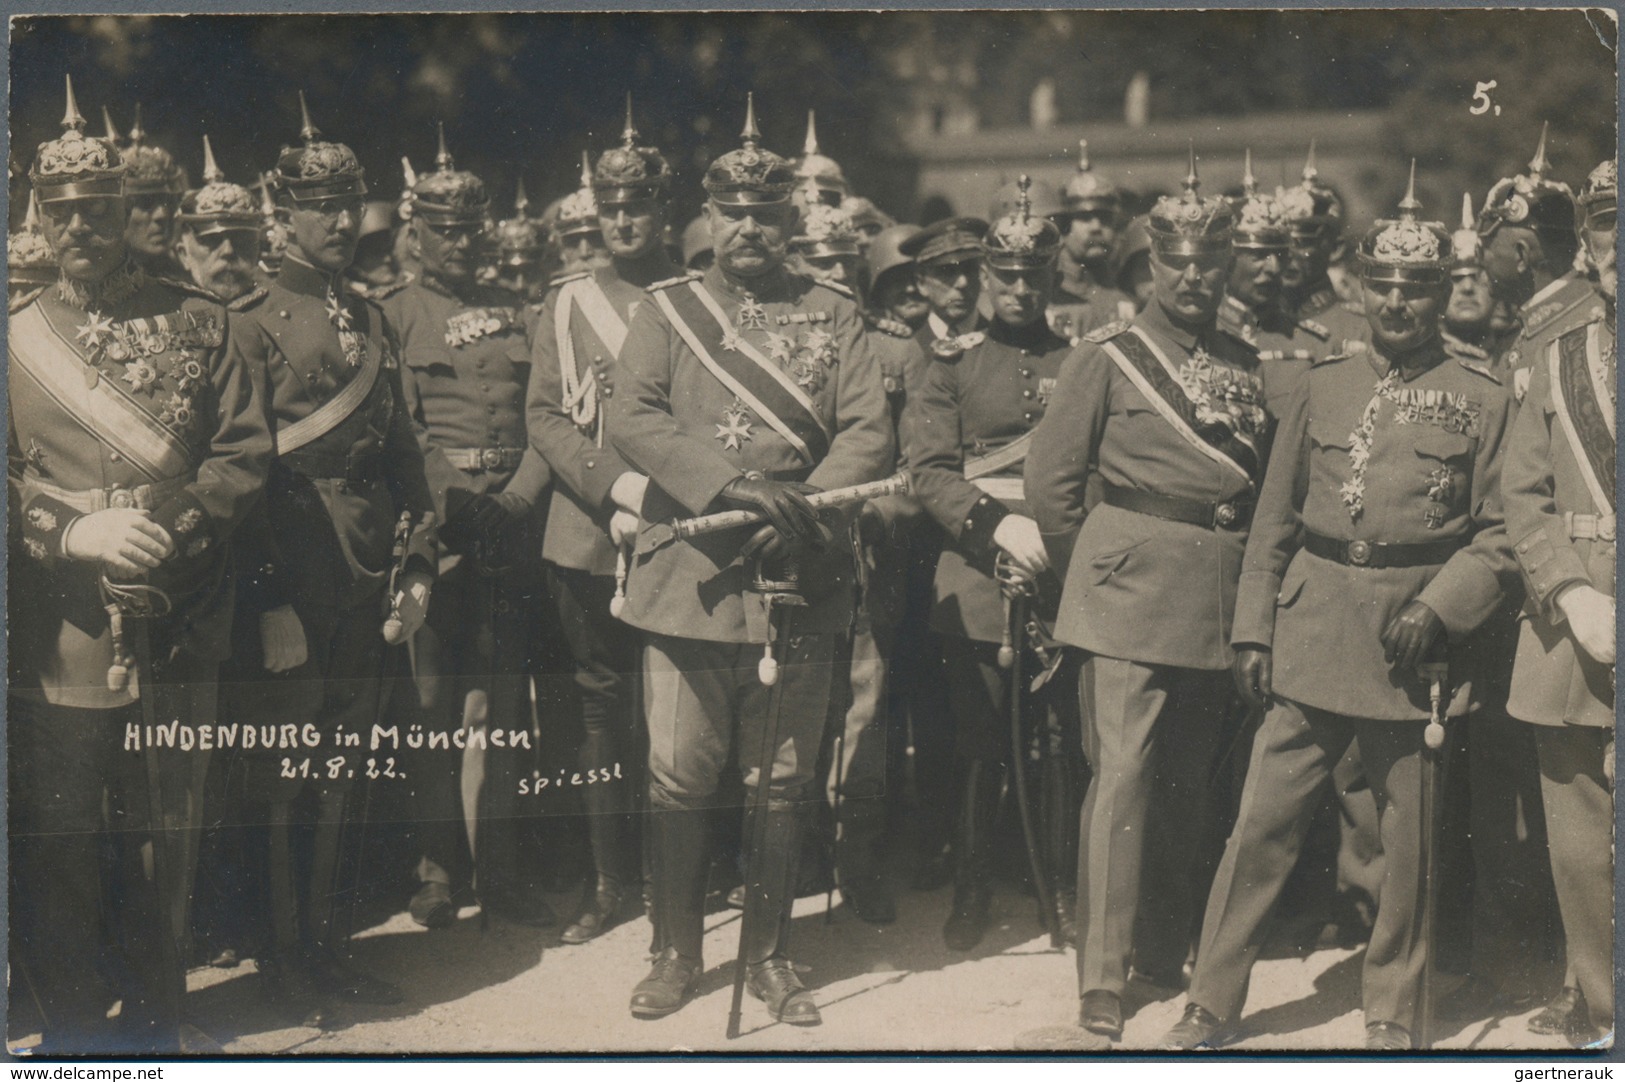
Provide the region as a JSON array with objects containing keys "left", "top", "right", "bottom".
[
  {"left": 727, "top": 560, "right": 804, "bottom": 1040},
  {"left": 995, "top": 555, "right": 1057, "bottom": 945},
  {"left": 1416, "top": 643, "right": 1451, "bottom": 1050}
]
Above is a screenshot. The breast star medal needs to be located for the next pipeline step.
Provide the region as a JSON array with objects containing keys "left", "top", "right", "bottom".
[
  {"left": 737, "top": 294, "right": 769, "bottom": 332},
  {"left": 715, "top": 398, "right": 754, "bottom": 451}
]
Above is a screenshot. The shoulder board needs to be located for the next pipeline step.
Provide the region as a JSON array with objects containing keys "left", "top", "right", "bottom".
[
  {"left": 227, "top": 285, "right": 269, "bottom": 312},
  {"left": 645, "top": 272, "right": 703, "bottom": 293},
  {"left": 1217, "top": 326, "right": 1259, "bottom": 353},
  {"left": 811, "top": 278, "right": 854, "bottom": 299},
  {"left": 1296, "top": 317, "right": 1331, "bottom": 340},
  {"left": 863, "top": 312, "right": 914, "bottom": 339},
  {"left": 1082, "top": 319, "right": 1131, "bottom": 344},
  {"left": 1456, "top": 357, "right": 1502, "bottom": 385},
  {"left": 371, "top": 280, "right": 411, "bottom": 301},
  {"left": 550, "top": 270, "right": 592, "bottom": 287},
  {"left": 1339, "top": 300, "right": 1364, "bottom": 316},
  {"left": 154, "top": 274, "right": 222, "bottom": 303},
  {"left": 1312, "top": 339, "right": 1365, "bottom": 367},
  {"left": 8, "top": 285, "right": 46, "bottom": 315}
]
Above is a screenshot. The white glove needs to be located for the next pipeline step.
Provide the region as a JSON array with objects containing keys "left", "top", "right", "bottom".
[
  {"left": 1558, "top": 584, "right": 1616, "bottom": 665},
  {"left": 992, "top": 514, "right": 1049, "bottom": 580},
  {"left": 383, "top": 571, "right": 433, "bottom": 645},
  {"left": 260, "top": 605, "right": 309, "bottom": 673}
]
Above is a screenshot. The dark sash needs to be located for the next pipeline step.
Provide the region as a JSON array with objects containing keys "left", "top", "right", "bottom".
[
  {"left": 653, "top": 281, "right": 832, "bottom": 465},
  {"left": 1551, "top": 322, "right": 1615, "bottom": 514},
  {"left": 1100, "top": 327, "right": 1260, "bottom": 483}
]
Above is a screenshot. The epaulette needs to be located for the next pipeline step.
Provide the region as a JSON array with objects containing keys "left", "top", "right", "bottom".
[
  {"left": 1082, "top": 319, "right": 1131, "bottom": 344},
  {"left": 550, "top": 270, "right": 592, "bottom": 287},
  {"left": 1296, "top": 317, "right": 1331, "bottom": 340},
  {"left": 1340, "top": 300, "right": 1364, "bottom": 316},
  {"left": 812, "top": 278, "right": 854, "bottom": 299},
  {"left": 645, "top": 271, "right": 703, "bottom": 293},
  {"left": 228, "top": 285, "right": 269, "bottom": 312},
  {"left": 8, "top": 285, "right": 46, "bottom": 315},
  {"left": 369, "top": 279, "right": 411, "bottom": 301},
  {"left": 1313, "top": 339, "right": 1364, "bottom": 367},
  {"left": 1456, "top": 357, "right": 1503, "bottom": 385},
  {"left": 154, "top": 274, "right": 223, "bottom": 304},
  {"left": 863, "top": 312, "right": 914, "bottom": 339},
  {"left": 930, "top": 331, "right": 984, "bottom": 359}
]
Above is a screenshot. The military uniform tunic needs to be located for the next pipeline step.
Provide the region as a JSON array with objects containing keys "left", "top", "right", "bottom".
[
  {"left": 1503, "top": 273, "right": 1606, "bottom": 404},
  {"left": 1218, "top": 293, "right": 1364, "bottom": 417},
  {"left": 1048, "top": 277, "right": 1138, "bottom": 344}
]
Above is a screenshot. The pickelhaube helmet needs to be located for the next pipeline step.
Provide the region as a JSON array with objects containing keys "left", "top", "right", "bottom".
[
  {"left": 30, "top": 75, "right": 125, "bottom": 204},
  {"left": 990, "top": 174, "right": 1064, "bottom": 221},
  {"left": 180, "top": 135, "right": 261, "bottom": 237},
  {"left": 1060, "top": 140, "right": 1123, "bottom": 216},
  {"left": 1231, "top": 149, "right": 1290, "bottom": 251},
  {"left": 121, "top": 103, "right": 187, "bottom": 197},
  {"left": 99, "top": 105, "right": 124, "bottom": 150},
  {"left": 410, "top": 123, "right": 490, "bottom": 226},
  {"left": 9, "top": 191, "right": 57, "bottom": 287},
  {"left": 1479, "top": 123, "right": 1576, "bottom": 240},
  {"left": 791, "top": 201, "right": 861, "bottom": 258},
  {"left": 1576, "top": 158, "right": 1617, "bottom": 225},
  {"left": 1449, "top": 192, "right": 1484, "bottom": 271},
  {"left": 983, "top": 175, "right": 1062, "bottom": 270},
  {"left": 1357, "top": 161, "right": 1451, "bottom": 285},
  {"left": 703, "top": 93, "right": 797, "bottom": 207},
  {"left": 593, "top": 94, "right": 672, "bottom": 203},
  {"left": 272, "top": 91, "right": 367, "bottom": 203},
  {"left": 1276, "top": 142, "right": 1344, "bottom": 238},
  {"left": 495, "top": 181, "right": 544, "bottom": 266},
  {"left": 554, "top": 151, "right": 601, "bottom": 239},
  {"left": 1147, "top": 147, "right": 1234, "bottom": 256},
  {"left": 790, "top": 110, "right": 849, "bottom": 207}
]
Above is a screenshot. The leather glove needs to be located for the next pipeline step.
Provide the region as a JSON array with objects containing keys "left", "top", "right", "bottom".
[
  {"left": 1380, "top": 599, "right": 1444, "bottom": 673},
  {"left": 383, "top": 570, "right": 433, "bottom": 645},
  {"left": 1233, "top": 646, "right": 1273, "bottom": 708},
  {"left": 468, "top": 491, "right": 530, "bottom": 536},
  {"left": 260, "top": 605, "right": 309, "bottom": 673},
  {"left": 62, "top": 508, "right": 174, "bottom": 575},
  {"left": 718, "top": 475, "right": 823, "bottom": 547},
  {"left": 739, "top": 517, "right": 834, "bottom": 565}
]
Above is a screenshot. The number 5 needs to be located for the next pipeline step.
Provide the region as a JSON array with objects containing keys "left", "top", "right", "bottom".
[{"left": 1470, "top": 80, "right": 1498, "bottom": 115}]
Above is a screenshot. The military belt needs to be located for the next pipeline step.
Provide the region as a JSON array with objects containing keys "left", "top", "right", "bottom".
[
  {"left": 24, "top": 474, "right": 188, "bottom": 513},
  {"left": 279, "top": 448, "right": 385, "bottom": 484},
  {"left": 1303, "top": 530, "right": 1462, "bottom": 569},
  {"left": 971, "top": 476, "right": 1025, "bottom": 502},
  {"left": 1103, "top": 482, "right": 1252, "bottom": 531},
  {"left": 1565, "top": 512, "right": 1615, "bottom": 543},
  {"left": 444, "top": 447, "right": 525, "bottom": 472}
]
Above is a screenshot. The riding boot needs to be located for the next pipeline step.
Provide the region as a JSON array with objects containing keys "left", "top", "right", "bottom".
[
  {"left": 630, "top": 805, "right": 709, "bottom": 1017},
  {"left": 260, "top": 801, "right": 326, "bottom": 1028},
  {"left": 305, "top": 790, "right": 402, "bottom": 1006},
  {"left": 1042, "top": 752, "right": 1082, "bottom": 948},
  {"left": 564, "top": 729, "right": 636, "bottom": 943},
  {"left": 943, "top": 760, "right": 1002, "bottom": 951},
  {"left": 742, "top": 797, "right": 820, "bottom": 1025},
  {"left": 836, "top": 796, "right": 896, "bottom": 923}
]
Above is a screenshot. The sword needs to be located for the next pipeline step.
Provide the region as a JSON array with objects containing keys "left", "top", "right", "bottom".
[
  {"left": 995, "top": 553, "right": 1057, "bottom": 945},
  {"left": 1416, "top": 642, "right": 1452, "bottom": 1050},
  {"left": 645, "top": 473, "right": 910, "bottom": 550}
]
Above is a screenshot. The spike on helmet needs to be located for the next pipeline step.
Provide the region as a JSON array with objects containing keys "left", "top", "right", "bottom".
[
  {"left": 410, "top": 123, "right": 490, "bottom": 226},
  {"left": 1479, "top": 122, "right": 1576, "bottom": 241},
  {"left": 593, "top": 93, "right": 672, "bottom": 203},
  {"left": 554, "top": 150, "right": 601, "bottom": 239},
  {"left": 702, "top": 93, "right": 796, "bottom": 207},
  {"left": 180, "top": 134, "right": 261, "bottom": 237},
  {"left": 984, "top": 174, "right": 1062, "bottom": 269},
  {"left": 1357, "top": 161, "right": 1450, "bottom": 285},
  {"left": 1276, "top": 140, "right": 1344, "bottom": 237},
  {"left": 790, "top": 109, "right": 848, "bottom": 207},
  {"left": 32, "top": 74, "right": 125, "bottom": 203},
  {"left": 1231, "top": 149, "right": 1289, "bottom": 251},
  {"left": 120, "top": 102, "right": 188, "bottom": 197},
  {"left": 1061, "top": 138, "right": 1123, "bottom": 215},
  {"left": 1147, "top": 145, "right": 1234, "bottom": 256},
  {"left": 1449, "top": 192, "right": 1484, "bottom": 270},
  {"left": 272, "top": 91, "right": 367, "bottom": 203}
]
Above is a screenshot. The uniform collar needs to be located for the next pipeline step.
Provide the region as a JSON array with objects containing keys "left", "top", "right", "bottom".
[
  {"left": 704, "top": 262, "right": 793, "bottom": 304},
  {"left": 928, "top": 309, "right": 979, "bottom": 340},
  {"left": 1370, "top": 335, "right": 1448, "bottom": 382},
  {"left": 1523, "top": 274, "right": 1568, "bottom": 313},
  {"left": 1140, "top": 295, "right": 1215, "bottom": 352},
  {"left": 608, "top": 251, "right": 681, "bottom": 289},
  {"left": 988, "top": 315, "right": 1062, "bottom": 351},
  {"left": 278, "top": 253, "right": 343, "bottom": 300}
]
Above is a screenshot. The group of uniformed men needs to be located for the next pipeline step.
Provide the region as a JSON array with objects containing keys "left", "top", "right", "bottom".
[{"left": 7, "top": 70, "right": 1615, "bottom": 1054}]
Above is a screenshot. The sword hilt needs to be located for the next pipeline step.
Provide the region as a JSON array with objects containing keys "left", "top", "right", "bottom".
[{"left": 610, "top": 544, "right": 629, "bottom": 618}]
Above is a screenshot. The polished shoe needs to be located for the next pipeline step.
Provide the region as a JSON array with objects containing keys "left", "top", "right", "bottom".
[
  {"left": 208, "top": 947, "right": 242, "bottom": 969},
  {"left": 747, "top": 959, "right": 822, "bottom": 1026},
  {"left": 308, "top": 951, "right": 404, "bottom": 1005},
  {"left": 629, "top": 948, "right": 702, "bottom": 1019},
  {"left": 942, "top": 883, "right": 993, "bottom": 951},
  {"left": 560, "top": 878, "right": 626, "bottom": 944},
  {"left": 1365, "top": 1021, "right": 1413, "bottom": 1051},
  {"left": 1129, "top": 963, "right": 1190, "bottom": 994},
  {"left": 1050, "top": 889, "right": 1077, "bottom": 948},
  {"left": 409, "top": 880, "right": 457, "bottom": 929},
  {"left": 481, "top": 883, "right": 558, "bottom": 928},
  {"left": 1529, "top": 986, "right": 1593, "bottom": 1041},
  {"left": 1161, "top": 1002, "right": 1226, "bottom": 1049},
  {"left": 258, "top": 956, "right": 329, "bottom": 1028},
  {"left": 842, "top": 875, "right": 897, "bottom": 925},
  {"left": 1079, "top": 989, "right": 1123, "bottom": 1040}
]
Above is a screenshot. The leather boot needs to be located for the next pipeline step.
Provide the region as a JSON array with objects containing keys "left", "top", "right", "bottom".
[
  {"left": 560, "top": 874, "right": 627, "bottom": 944},
  {"left": 630, "top": 805, "right": 708, "bottom": 1018},
  {"left": 741, "top": 797, "right": 820, "bottom": 1025},
  {"left": 943, "top": 760, "right": 1001, "bottom": 951},
  {"left": 836, "top": 796, "right": 896, "bottom": 924},
  {"left": 1042, "top": 753, "right": 1082, "bottom": 948}
]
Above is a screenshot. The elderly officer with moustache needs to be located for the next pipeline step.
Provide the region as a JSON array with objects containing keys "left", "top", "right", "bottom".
[
  {"left": 1502, "top": 159, "right": 1617, "bottom": 1046},
  {"left": 528, "top": 99, "right": 679, "bottom": 944},
  {"left": 175, "top": 136, "right": 264, "bottom": 308},
  {"left": 378, "top": 126, "right": 554, "bottom": 931},
  {"left": 1162, "top": 168, "right": 1515, "bottom": 1052},
  {"left": 222, "top": 95, "right": 437, "bottom": 1025},
  {"left": 907, "top": 177, "right": 1084, "bottom": 950},
  {"left": 608, "top": 97, "right": 891, "bottom": 1026},
  {"left": 118, "top": 104, "right": 189, "bottom": 280},
  {"left": 1026, "top": 154, "right": 1267, "bottom": 1041},
  {"left": 9, "top": 77, "right": 271, "bottom": 1052}
]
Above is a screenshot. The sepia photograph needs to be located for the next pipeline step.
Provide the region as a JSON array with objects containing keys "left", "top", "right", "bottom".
[{"left": 3, "top": 5, "right": 1619, "bottom": 1058}]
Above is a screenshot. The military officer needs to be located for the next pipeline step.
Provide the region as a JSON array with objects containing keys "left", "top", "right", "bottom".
[
  {"left": 903, "top": 216, "right": 990, "bottom": 354},
  {"left": 1502, "top": 159, "right": 1616, "bottom": 1046},
  {"left": 1482, "top": 126, "right": 1601, "bottom": 405},
  {"left": 1442, "top": 194, "right": 1512, "bottom": 359},
  {"left": 1026, "top": 155, "right": 1266, "bottom": 1041},
  {"left": 790, "top": 110, "right": 850, "bottom": 210},
  {"left": 377, "top": 126, "right": 553, "bottom": 931},
  {"left": 175, "top": 135, "right": 264, "bottom": 308},
  {"left": 789, "top": 200, "right": 863, "bottom": 293},
  {"left": 8, "top": 77, "right": 271, "bottom": 1052},
  {"left": 255, "top": 172, "right": 290, "bottom": 279},
  {"left": 552, "top": 153, "right": 610, "bottom": 279},
  {"left": 1277, "top": 144, "right": 1369, "bottom": 347},
  {"left": 528, "top": 100, "right": 678, "bottom": 944},
  {"left": 867, "top": 224, "right": 928, "bottom": 336},
  {"left": 8, "top": 191, "right": 56, "bottom": 300},
  {"left": 1049, "top": 141, "right": 1138, "bottom": 338},
  {"left": 493, "top": 180, "right": 546, "bottom": 304},
  {"left": 1162, "top": 169, "right": 1515, "bottom": 1052},
  {"left": 119, "top": 104, "right": 189, "bottom": 280},
  {"left": 221, "top": 94, "right": 436, "bottom": 1022},
  {"left": 608, "top": 97, "right": 891, "bottom": 1025},
  {"left": 843, "top": 195, "right": 896, "bottom": 258},
  {"left": 906, "top": 177, "right": 1083, "bottom": 949}
]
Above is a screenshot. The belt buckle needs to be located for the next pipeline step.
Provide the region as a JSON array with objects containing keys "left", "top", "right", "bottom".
[
  {"left": 1213, "top": 502, "right": 1238, "bottom": 528},
  {"left": 1599, "top": 519, "right": 1617, "bottom": 543},
  {"left": 109, "top": 488, "right": 135, "bottom": 509},
  {"left": 480, "top": 448, "right": 505, "bottom": 470},
  {"left": 1346, "top": 539, "right": 1372, "bottom": 567}
]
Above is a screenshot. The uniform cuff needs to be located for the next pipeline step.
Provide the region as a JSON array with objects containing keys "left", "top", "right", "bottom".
[
  {"left": 1230, "top": 569, "right": 1283, "bottom": 649},
  {"left": 152, "top": 492, "right": 217, "bottom": 561},
  {"left": 20, "top": 494, "right": 83, "bottom": 566},
  {"left": 1512, "top": 525, "right": 1592, "bottom": 616},
  {"left": 959, "top": 494, "right": 1011, "bottom": 555}
]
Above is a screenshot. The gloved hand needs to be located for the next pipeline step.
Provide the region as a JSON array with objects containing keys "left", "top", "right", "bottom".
[
  {"left": 383, "top": 570, "right": 433, "bottom": 645},
  {"left": 992, "top": 514, "right": 1049, "bottom": 579},
  {"left": 718, "top": 475, "right": 823, "bottom": 547},
  {"left": 609, "top": 509, "right": 640, "bottom": 548},
  {"left": 468, "top": 491, "right": 530, "bottom": 536},
  {"left": 739, "top": 517, "right": 834, "bottom": 565},
  {"left": 62, "top": 508, "right": 174, "bottom": 575},
  {"left": 856, "top": 501, "right": 889, "bottom": 550},
  {"left": 1233, "top": 646, "right": 1273, "bottom": 708},
  {"left": 1557, "top": 584, "right": 1616, "bottom": 665},
  {"left": 260, "top": 605, "right": 309, "bottom": 673},
  {"left": 1380, "top": 599, "right": 1444, "bottom": 673}
]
